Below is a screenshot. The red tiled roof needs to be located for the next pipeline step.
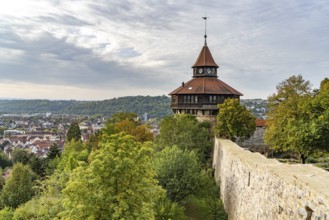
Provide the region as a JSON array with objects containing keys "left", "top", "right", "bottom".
[
  {"left": 255, "top": 119, "right": 266, "bottom": 127},
  {"left": 192, "top": 45, "right": 219, "bottom": 67},
  {"left": 169, "top": 77, "right": 243, "bottom": 96},
  {"left": 33, "top": 140, "right": 53, "bottom": 149}
]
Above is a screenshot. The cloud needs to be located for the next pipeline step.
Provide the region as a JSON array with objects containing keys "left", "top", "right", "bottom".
[
  {"left": 0, "top": 0, "right": 328, "bottom": 100},
  {"left": 0, "top": 30, "right": 172, "bottom": 90}
]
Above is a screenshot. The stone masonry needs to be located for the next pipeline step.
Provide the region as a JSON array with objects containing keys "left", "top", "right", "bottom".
[{"left": 213, "top": 138, "right": 329, "bottom": 220}]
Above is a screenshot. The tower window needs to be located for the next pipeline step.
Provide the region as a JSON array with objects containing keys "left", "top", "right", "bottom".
[{"left": 209, "top": 95, "right": 217, "bottom": 103}]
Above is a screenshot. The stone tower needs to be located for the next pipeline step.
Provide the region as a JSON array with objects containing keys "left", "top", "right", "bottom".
[{"left": 169, "top": 29, "right": 242, "bottom": 121}]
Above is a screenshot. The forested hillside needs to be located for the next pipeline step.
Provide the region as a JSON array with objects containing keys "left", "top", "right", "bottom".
[
  {"left": 0, "top": 96, "right": 267, "bottom": 119},
  {"left": 0, "top": 96, "right": 172, "bottom": 119}
]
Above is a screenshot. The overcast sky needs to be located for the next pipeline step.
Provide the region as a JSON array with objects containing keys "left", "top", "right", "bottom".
[{"left": 0, "top": 0, "right": 328, "bottom": 100}]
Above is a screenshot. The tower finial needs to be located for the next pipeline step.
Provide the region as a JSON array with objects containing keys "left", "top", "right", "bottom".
[{"left": 202, "top": 16, "right": 208, "bottom": 46}]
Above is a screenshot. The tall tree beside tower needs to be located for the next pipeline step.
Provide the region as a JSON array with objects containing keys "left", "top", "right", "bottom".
[
  {"left": 264, "top": 75, "right": 317, "bottom": 163},
  {"left": 216, "top": 98, "right": 256, "bottom": 142}
]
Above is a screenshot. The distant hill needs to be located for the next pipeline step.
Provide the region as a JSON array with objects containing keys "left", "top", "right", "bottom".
[
  {"left": 0, "top": 96, "right": 267, "bottom": 119},
  {"left": 0, "top": 96, "right": 172, "bottom": 119}
]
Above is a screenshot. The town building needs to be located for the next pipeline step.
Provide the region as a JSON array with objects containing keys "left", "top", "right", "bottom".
[{"left": 169, "top": 26, "right": 242, "bottom": 121}]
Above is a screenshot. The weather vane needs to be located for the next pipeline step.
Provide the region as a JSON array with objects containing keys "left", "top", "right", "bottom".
[{"left": 202, "top": 16, "right": 208, "bottom": 46}]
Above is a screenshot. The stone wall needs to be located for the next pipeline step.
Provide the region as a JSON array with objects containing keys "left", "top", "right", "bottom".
[{"left": 213, "top": 138, "right": 329, "bottom": 220}]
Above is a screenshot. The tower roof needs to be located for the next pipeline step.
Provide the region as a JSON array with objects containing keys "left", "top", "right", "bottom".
[
  {"left": 192, "top": 45, "right": 219, "bottom": 68},
  {"left": 169, "top": 77, "right": 243, "bottom": 96}
]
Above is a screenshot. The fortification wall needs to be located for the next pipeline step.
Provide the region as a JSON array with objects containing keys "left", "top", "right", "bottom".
[{"left": 213, "top": 138, "right": 329, "bottom": 220}]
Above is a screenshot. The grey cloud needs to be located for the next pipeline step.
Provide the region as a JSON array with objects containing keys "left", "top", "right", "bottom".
[
  {"left": 0, "top": 27, "right": 172, "bottom": 90},
  {"left": 88, "top": 0, "right": 192, "bottom": 30},
  {"left": 1, "top": 0, "right": 329, "bottom": 100},
  {"left": 35, "top": 14, "right": 92, "bottom": 26}
]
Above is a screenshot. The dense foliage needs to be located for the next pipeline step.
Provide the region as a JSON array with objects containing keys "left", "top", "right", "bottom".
[
  {"left": 0, "top": 96, "right": 172, "bottom": 119},
  {"left": 104, "top": 112, "right": 154, "bottom": 143},
  {"left": 0, "top": 163, "right": 34, "bottom": 209},
  {"left": 265, "top": 75, "right": 329, "bottom": 163},
  {"left": 0, "top": 112, "right": 227, "bottom": 219},
  {"left": 155, "top": 114, "right": 213, "bottom": 162},
  {"left": 155, "top": 114, "right": 227, "bottom": 219},
  {"left": 62, "top": 133, "right": 164, "bottom": 219},
  {"left": 154, "top": 146, "right": 203, "bottom": 202},
  {"left": 314, "top": 78, "right": 329, "bottom": 149},
  {"left": 216, "top": 98, "right": 256, "bottom": 142}
]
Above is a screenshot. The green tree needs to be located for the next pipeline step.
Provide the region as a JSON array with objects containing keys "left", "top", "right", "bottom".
[
  {"left": 9, "top": 149, "right": 47, "bottom": 177},
  {"left": 0, "top": 169, "right": 5, "bottom": 191},
  {"left": 309, "top": 78, "right": 329, "bottom": 151},
  {"left": 13, "top": 169, "right": 69, "bottom": 219},
  {"left": 0, "top": 163, "right": 34, "bottom": 209},
  {"left": 114, "top": 120, "right": 154, "bottom": 143},
  {"left": 85, "top": 130, "right": 103, "bottom": 152},
  {"left": 104, "top": 112, "right": 154, "bottom": 143},
  {"left": 13, "top": 195, "right": 63, "bottom": 220},
  {"left": 11, "top": 149, "right": 31, "bottom": 164},
  {"left": 47, "top": 143, "right": 61, "bottom": 159},
  {"left": 184, "top": 170, "right": 227, "bottom": 220},
  {"left": 57, "top": 140, "right": 89, "bottom": 171},
  {"left": 320, "top": 78, "right": 329, "bottom": 91},
  {"left": 45, "top": 157, "right": 61, "bottom": 176},
  {"left": 66, "top": 122, "right": 81, "bottom": 142},
  {"left": 155, "top": 198, "right": 186, "bottom": 220},
  {"left": 108, "top": 112, "right": 138, "bottom": 124},
  {"left": 0, "top": 208, "right": 14, "bottom": 220},
  {"left": 61, "top": 133, "right": 164, "bottom": 219},
  {"left": 156, "top": 114, "right": 213, "bottom": 162},
  {"left": 28, "top": 155, "right": 47, "bottom": 178},
  {"left": 265, "top": 75, "right": 315, "bottom": 163},
  {"left": 0, "top": 140, "right": 10, "bottom": 151},
  {"left": 216, "top": 98, "right": 256, "bottom": 141},
  {"left": 43, "top": 143, "right": 62, "bottom": 176},
  {"left": 0, "top": 151, "right": 12, "bottom": 169},
  {"left": 154, "top": 146, "right": 203, "bottom": 203}
]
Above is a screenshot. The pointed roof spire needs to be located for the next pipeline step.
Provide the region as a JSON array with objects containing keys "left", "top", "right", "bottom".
[
  {"left": 203, "top": 16, "right": 207, "bottom": 46},
  {"left": 192, "top": 46, "right": 219, "bottom": 67},
  {"left": 191, "top": 17, "right": 218, "bottom": 67}
]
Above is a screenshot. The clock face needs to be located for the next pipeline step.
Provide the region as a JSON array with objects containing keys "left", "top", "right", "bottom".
[
  {"left": 198, "top": 68, "right": 203, "bottom": 74},
  {"left": 207, "top": 68, "right": 212, "bottom": 74},
  {"left": 212, "top": 68, "right": 216, "bottom": 74}
]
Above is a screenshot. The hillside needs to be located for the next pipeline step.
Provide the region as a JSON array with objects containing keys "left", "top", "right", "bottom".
[
  {"left": 0, "top": 96, "right": 172, "bottom": 119},
  {"left": 0, "top": 96, "right": 267, "bottom": 119}
]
